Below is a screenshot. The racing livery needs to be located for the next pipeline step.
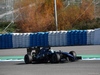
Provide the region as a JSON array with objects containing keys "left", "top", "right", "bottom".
[{"left": 24, "top": 47, "right": 82, "bottom": 64}]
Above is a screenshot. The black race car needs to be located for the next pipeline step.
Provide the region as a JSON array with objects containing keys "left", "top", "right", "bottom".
[{"left": 24, "top": 47, "right": 82, "bottom": 64}]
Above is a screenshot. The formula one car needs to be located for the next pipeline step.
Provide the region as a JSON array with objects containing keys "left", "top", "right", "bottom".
[{"left": 24, "top": 47, "right": 82, "bottom": 64}]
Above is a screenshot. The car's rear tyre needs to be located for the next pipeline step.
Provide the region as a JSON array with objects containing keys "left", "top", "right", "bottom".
[
  {"left": 50, "top": 53, "right": 60, "bottom": 63},
  {"left": 24, "top": 54, "right": 32, "bottom": 64}
]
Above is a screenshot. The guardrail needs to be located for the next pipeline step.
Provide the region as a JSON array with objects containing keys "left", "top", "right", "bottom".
[{"left": 0, "top": 28, "right": 100, "bottom": 49}]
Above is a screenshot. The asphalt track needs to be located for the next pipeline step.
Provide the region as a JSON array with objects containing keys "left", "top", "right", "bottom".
[{"left": 0, "top": 45, "right": 100, "bottom": 75}]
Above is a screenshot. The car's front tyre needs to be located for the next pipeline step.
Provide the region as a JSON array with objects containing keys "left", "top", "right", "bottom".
[
  {"left": 69, "top": 51, "right": 77, "bottom": 62},
  {"left": 50, "top": 53, "right": 60, "bottom": 63}
]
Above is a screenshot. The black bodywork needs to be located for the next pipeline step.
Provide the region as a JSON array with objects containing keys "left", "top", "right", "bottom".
[{"left": 24, "top": 47, "right": 82, "bottom": 64}]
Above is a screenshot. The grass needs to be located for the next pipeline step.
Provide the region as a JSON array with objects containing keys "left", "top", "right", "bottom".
[{"left": 0, "top": 22, "right": 17, "bottom": 33}]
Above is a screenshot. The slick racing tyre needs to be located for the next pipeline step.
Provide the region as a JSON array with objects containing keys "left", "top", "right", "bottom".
[
  {"left": 69, "top": 51, "right": 77, "bottom": 62},
  {"left": 24, "top": 54, "right": 32, "bottom": 64},
  {"left": 69, "top": 51, "right": 77, "bottom": 57},
  {"left": 50, "top": 53, "right": 60, "bottom": 63}
]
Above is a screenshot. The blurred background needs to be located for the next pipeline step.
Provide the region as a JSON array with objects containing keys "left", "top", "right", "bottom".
[{"left": 0, "top": 0, "right": 100, "bottom": 33}]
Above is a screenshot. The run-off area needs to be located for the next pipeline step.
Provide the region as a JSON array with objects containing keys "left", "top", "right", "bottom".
[{"left": 0, "top": 55, "right": 100, "bottom": 62}]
